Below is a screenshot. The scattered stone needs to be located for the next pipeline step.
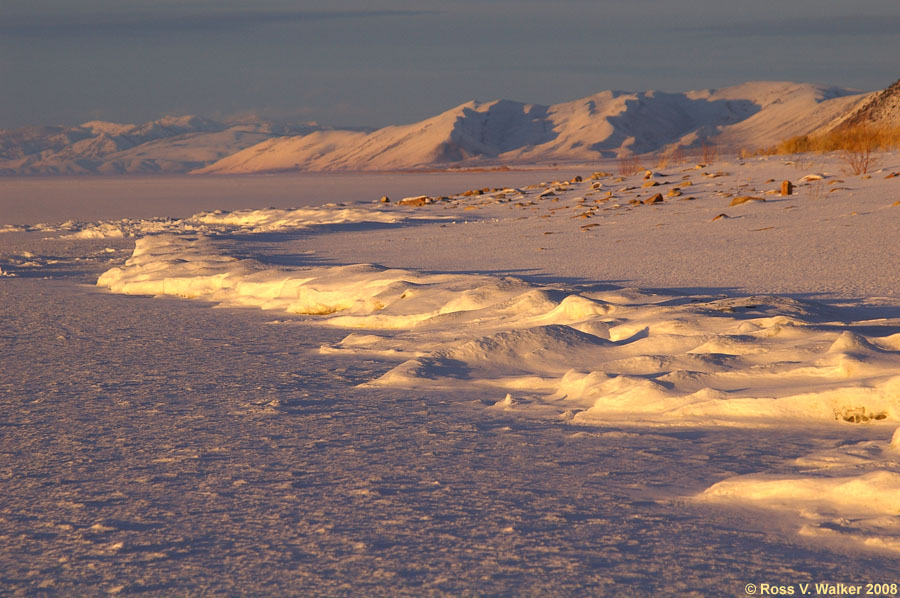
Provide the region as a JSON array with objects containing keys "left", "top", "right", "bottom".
[
  {"left": 591, "top": 171, "right": 611, "bottom": 179},
  {"left": 642, "top": 180, "right": 659, "bottom": 188},
  {"left": 799, "top": 174, "right": 825, "bottom": 182},
  {"left": 462, "top": 189, "right": 483, "bottom": 196},
  {"left": 828, "top": 179, "right": 845, "bottom": 185},
  {"left": 712, "top": 213, "right": 729, "bottom": 221},
  {"left": 781, "top": 180, "right": 793, "bottom": 196},
  {"left": 764, "top": 178, "right": 775, "bottom": 183},
  {"left": 628, "top": 199, "right": 642, "bottom": 205},
  {"left": 644, "top": 193, "right": 664, "bottom": 205},
  {"left": 730, "top": 196, "right": 765, "bottom": 206},
  {"left": 643, "top": 170, "right": 654, "bottom": 179},
  {"left": 399, "top": 195, "right": 432, "bottom": 206},
  {"left": 571, "top": 175, "right": 583, "bottom": 183},
  {"left": 380, "top": 195, "right": 390, "bottom": 203},
  {"left": 681, "top": 180, "right": 693, "bottom": 187},
  {"left": 666, "top": 188, "right": 682, "bottom": 198},
  {"left": 886, "top": 172, "right": 899, "bottom": 179},
  {"left": 892, "top": 200, "right": 900, "bottom": 207}
]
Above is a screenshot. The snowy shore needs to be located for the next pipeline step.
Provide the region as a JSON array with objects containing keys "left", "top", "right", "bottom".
[{"left": 2, "top": 152, "right": 900, "bottom": 594}]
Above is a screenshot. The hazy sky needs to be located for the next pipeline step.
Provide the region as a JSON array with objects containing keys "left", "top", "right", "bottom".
[{"left": 3, "top": 0, "right": 899, "bottom": 129}]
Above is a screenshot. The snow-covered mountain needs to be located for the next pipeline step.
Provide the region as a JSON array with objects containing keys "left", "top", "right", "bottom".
[
  {"left": 0, "top": 116, "right": 332, "bottom": 175},
  {"left": 197, "top": 81, "right": 870, "bottom": 174},
  {"left": 0, "top": 81, "right": 880, "bottom": 176}
]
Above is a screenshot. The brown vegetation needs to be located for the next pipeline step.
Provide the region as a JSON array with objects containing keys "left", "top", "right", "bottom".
[
  {"left": 617, "top": 154, "right": 643, "bottom": 176},
  {"left": 759, "top": 125, "right": 900, "bottom": 175}
]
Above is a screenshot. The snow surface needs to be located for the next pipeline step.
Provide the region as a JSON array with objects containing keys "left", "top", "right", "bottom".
[{"left": 3, "top": 152, "right": 900, "bottom": 594}]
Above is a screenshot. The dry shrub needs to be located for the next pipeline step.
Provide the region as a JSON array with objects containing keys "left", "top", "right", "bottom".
[
  {"left": 656, "top": 147, "right": 686, "bottom": 169},
  {"left": 617, "top": 154, "right": 643, "bottom": 176},
  {"left": 837, "top": 125, "right": 878, "bottom": 175},
  {"left": 700, "top": 141, "right": 718, "bottom": 164}
]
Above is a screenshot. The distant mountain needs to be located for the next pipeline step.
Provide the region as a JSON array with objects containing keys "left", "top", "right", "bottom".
[
  {"left": 0, "top": 116, "right": 337, "bottom": 175},
  {"left": 197, "top": 81, "right": 870, "bottom": 174},
  {"left": 0, "top": 81, "right": 880, "bottom": 176}
]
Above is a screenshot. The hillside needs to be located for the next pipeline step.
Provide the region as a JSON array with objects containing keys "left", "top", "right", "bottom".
[{"left": 830, "top": 77, "right": 900, "bottom": 130}]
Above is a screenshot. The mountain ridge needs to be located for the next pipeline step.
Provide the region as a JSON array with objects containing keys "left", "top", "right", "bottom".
[
  {"left": 198, "top": 81, "right": 869, "bottom": 174},
  {"left": 0, "top": 80, "right": 882, "bottom": 176}
]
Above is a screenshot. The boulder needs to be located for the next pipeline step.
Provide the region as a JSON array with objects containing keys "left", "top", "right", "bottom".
[{"left": 781, "top": 180, "right": 793, "bottom": 196}]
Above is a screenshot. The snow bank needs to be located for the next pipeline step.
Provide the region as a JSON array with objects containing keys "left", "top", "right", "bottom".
[
  {"left": 33, "top": 204, "right": 443, "bottom": 239},
  {"left": 98, "top": 232, "right": 900, "bottom": 427},
  {"left": 701, "top": 432, "right": 900, "bottom": 552}
]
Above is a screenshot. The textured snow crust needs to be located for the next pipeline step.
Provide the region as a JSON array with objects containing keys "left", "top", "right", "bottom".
[{"left": 4, "top": 152, "right": 900, "bottom": 593}]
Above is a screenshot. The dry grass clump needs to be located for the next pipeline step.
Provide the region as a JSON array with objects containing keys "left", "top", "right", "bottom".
[
  {"left": 656, "top": 147, "right": 686, "bottom": 169},
  {"left": 764, "top": 125, "right": 900, "bottom": 175},
  {"left": 617, "top": 154, "right": 643, "bottom": 176},
  {"left": 700, "top": 141, "right": 718, "bottom": 165}
]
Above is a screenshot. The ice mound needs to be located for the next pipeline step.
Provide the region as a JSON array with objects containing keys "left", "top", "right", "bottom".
[
  {"left": 701, "top": 432, "right": 900, "bottom": 552},
  {"left": 32, "top": 204, "right": 444, "bottom": 239},
  {"left": 704, "top": 470, "right": 900, "bottom": 515},
  {"left": 191, "top": 206, "right": 416, "bottom": 233},
  {"left": 99, "top": 234, "right": 900, "bottom": 426},
  {"left": 99, "top": 235, "right": 610, "bottom": 329}
]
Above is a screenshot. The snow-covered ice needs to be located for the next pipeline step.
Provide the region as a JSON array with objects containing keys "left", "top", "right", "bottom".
[{"left": 3, "top": 152, "right": 900, "bottom": 594}]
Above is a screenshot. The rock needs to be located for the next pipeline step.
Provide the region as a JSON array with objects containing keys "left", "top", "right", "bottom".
[
  {"left": 591, "top": 171, "right": 611, "bottom": 179},
  {"left": 399, "top": 195, "right": 432, "bottom": 206},
  {"left": 781, "top": 180, "right": 793, "bottom": 196},
  {"left": 886, "top": 172, "right": 899, "bottom": 179},
  {"left": 666, "top": 188, "right": 682, "bottom": 198},
  {"left": 681, "top": 180, "right": 693, "bottom": 187},
  {"left": 380, "top": 195, "right": 390, "bottom": 203},
  {"left": 644, "top": 193, "right": 664, "bottom": 205},
  {"left": 641, "top": 180, "right": 659, "bottom": 188},
  {"left": 571, "top": 175, "right": 583, "bottom": 183},
  {"left": 462, "top": 189, "right": 483, "bottom": 196},
  {"left": 643, "top": 170, "right": 654, "bottom": 179},
  {"left": 799, "top": 174, "right": 825, "bottom": 182},
  {"left": 712, "top": 213, "right": 729, "bottom": 221},
  {"left": 729, "top": 196, "right": 765, "bottom": 206},
  {"left": 892, "top": 200, "right": 900, "bottom": 207}
]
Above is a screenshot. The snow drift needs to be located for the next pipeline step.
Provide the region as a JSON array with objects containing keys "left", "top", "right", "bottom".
[{"left": 96, "top": 212, "right": 900, "bottom": 428}]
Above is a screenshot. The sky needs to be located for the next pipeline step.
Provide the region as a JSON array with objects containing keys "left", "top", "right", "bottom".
[{"left": 2, "top": 0, "right": 899, "bottom": 129}]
